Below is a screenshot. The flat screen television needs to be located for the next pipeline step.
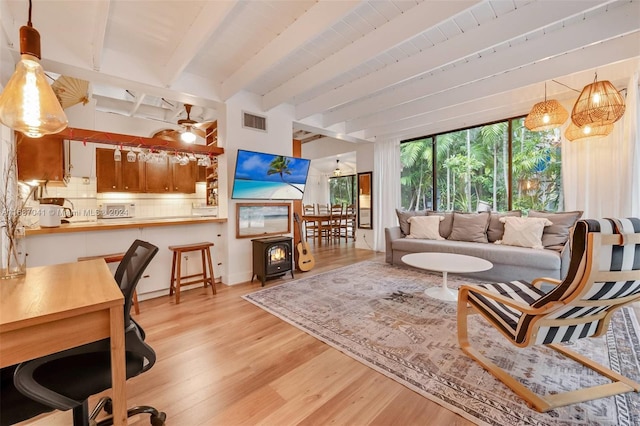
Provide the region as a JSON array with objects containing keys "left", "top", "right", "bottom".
[{"left": 231, "top": 149, "right": 311, "bottom": 200}]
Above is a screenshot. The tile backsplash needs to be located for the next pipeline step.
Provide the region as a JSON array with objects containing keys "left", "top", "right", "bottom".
[{"left": 24, "top": 177, "right": 207, "bottom": 224}]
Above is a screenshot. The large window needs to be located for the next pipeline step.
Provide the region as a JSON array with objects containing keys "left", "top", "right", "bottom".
[
  {"left": 329, "top": 175, "right": 356, "bottom": 206},
  {"left": 400, "top": 117, "right": 562, "bottom": 212}
]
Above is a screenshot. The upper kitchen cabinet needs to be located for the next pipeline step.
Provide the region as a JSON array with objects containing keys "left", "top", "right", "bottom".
[
  {"left": 171, "top": 162, "right": 196, "bottom": 193},
  {"left": 96, "top": 148, "right": 142, "bottom": 192},
  {"left": 144, "top": 157, "right": 171, "bottom": 193},
  {"left": 16, "top": 133, "right": 67, "bottom": 184},
  {"left": 144, "top": 157, "right": 197, "bottom": 194}
]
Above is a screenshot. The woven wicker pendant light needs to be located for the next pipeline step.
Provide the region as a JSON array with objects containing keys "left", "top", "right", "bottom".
[
  {"left": 524, "top": 83, "right": 568, "bottom": 131},
  {"left": 564, "top": 120, "right": 613, "bottom": 142},
  {"left": 571, "top": 74, "right": 625, "bottom": 127}
]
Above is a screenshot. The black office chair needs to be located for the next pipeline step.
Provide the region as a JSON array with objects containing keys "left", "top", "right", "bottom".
[
  {"left": 5, "top": 240, "right": 165, "bottom": 426},
  {"left": 0, "top": 364, "right": 53, "bottom": 425}
]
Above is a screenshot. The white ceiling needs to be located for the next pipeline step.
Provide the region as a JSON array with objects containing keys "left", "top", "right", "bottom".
[{"left": 1, "top": 0, "right": 639, "bottom": 142}]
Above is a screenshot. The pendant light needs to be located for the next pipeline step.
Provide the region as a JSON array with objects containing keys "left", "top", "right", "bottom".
[
  {"left": 524, "top": 83, "right": 568, "bottom": 131},
  {"left": 333, "top": 159, "right": 341, "bottom": 177},
  {"left": 180, "top": 128, "right": 196, "bottom": 143},
  {"left": 564, "top": 121, "right": 613, "bottom": 142},
  {"left": 571, "top": 73, "right": 626, "bottom": 127},
  {"left": 0, "top": 0, "right": 68, "bottom": 138}
]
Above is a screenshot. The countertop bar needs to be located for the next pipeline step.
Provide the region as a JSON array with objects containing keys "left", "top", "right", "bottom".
[{"left": 25, "top": 216, "right": 227, "bottom": 235}]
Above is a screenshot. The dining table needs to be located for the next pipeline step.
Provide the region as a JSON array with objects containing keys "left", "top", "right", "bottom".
[
  {"left": 0, "top": 259, "right": 128, "bottom": 425},
  {"left": 302, "top": 211, "right": 356, "bottom": 245}
]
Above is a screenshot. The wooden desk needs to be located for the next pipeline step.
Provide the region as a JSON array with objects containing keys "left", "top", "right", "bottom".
[{"left": 0, "top": 259, "right": 127, "bottom": 425}]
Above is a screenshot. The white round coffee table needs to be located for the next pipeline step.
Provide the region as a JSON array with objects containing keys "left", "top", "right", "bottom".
[{"left": 401, "top": 253, "right": 493, "bottom": 302}]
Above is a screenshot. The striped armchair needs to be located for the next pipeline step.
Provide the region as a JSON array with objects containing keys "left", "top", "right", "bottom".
[{"left": 457, "top": 217, "right": 640, "bottom": 412}]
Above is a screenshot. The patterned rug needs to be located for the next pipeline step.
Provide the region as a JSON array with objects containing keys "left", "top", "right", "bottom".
[{"left": 242, "top": 261, "right": 640, "bottom": 426}]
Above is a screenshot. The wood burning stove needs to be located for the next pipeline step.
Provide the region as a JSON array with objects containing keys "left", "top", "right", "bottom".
[{"left": 251, "top": 236, "right": 294, "bottom": 286}]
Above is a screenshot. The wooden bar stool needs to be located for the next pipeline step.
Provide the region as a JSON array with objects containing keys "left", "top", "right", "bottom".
[
  {"left": 168, "top": 242, "right": 215, "bottom": 304},
  {"left": 78, "top": 252, "right": 141, "bottom": 314}
]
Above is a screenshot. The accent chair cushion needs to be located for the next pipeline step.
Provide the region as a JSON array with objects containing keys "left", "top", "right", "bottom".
[
  {"left": 498, "top": 216, "right": 553, "bottom": 249},
  {"left": 487, "top": 211, "right": 522, "bottom": 242},
  {"left": 406, "top": 215, "right": 444, "bottom": 240},
  {"left": 527, "top": 210, "right": 583, "bottom": 248},
  {"left": 448, "top": 212, "right": 490, "bottom": 243}
]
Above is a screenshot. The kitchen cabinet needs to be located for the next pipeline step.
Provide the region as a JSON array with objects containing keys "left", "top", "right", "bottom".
[
  {"left": 171, "top": 162, "right": 196, "bottom": 192},
  {"left": 97, "top": 149, "right": 197, "bottom": 194},
  {"left": 144, "top": 158, "right": 171, "bottom": 192},
  {"left": 96, "top": 148, "right": 142, "bottom": 192},
  {"left": 144, "top": 158, "right": 196, "bottom": 193},
  {"left": 16, "top": 133, "right": 66, "bottom": 184},
  {"left": 196, "top": 165, "right": 207, "bottom": 182}
]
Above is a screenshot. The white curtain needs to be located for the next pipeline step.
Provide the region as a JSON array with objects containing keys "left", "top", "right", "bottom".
[
  {"left": 563, "top": 71, "right": 640, "bottom": 219},
  {"left": 373, "top": 138, "right": 401, "bottom": 251}
]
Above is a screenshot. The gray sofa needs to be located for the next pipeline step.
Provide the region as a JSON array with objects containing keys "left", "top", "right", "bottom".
[{"left": 385, "top": 210, "right": 581, "bottom": 283}]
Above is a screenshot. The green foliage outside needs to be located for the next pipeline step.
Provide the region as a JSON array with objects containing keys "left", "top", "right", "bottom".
[
  {"left": 400, "top": 118, "right": 562, "bottom": 213},
  {"left": 329, "top": 175, "right": 355, "bottom": 207}
]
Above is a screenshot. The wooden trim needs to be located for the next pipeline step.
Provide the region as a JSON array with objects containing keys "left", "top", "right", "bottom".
[
  {"left": 58, "top": 127, "right": 224, "bottom": 156},
  {"left": 26, "top": 217, "right": 226, "bottom": 236}
]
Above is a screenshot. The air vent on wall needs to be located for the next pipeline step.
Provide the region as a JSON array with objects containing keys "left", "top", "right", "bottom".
[{"left": 242, "top": 111, "right": 267, "bottom": 132}]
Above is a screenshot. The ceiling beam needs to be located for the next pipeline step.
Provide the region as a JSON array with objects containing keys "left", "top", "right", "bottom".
[
  {"left": 341, "top": 2, "right": 640, "bottom": 133},
  {"left": 162, "top": 0, "right": 240, "bottom": 87},
  {"left": 91, "top": 0, "right": 111, "bottom": 71},
  {"left": 361, "top": 38, "right": 639, "bottom": 139},
  {"left": 293, "top": 122, "right": 371, "bottom": 145},
  {"left": 37, "top": 56, "right": 224, "bottom": 111},
  {"left": 220, "top": 0, "right": 362, "bottom": 101},
  {"left": 296, "top": 0, "right": 606, "bottom": 121},
  {"left": 128, "top": 92, "right": 146, "bottom": 117},
  {"left": 262, "top": 0, "right": 480, "bottom": 111}
]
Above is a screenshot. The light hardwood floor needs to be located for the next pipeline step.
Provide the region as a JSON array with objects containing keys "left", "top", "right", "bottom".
[{"left": 21, "top": 240, "right": 473, "bottom": 426}]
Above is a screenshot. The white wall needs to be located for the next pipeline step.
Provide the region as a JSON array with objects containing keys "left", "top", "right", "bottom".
[
  {"left": 301, "top": 135, "right": 375, "bottom": 250},
  {"left": 223, "top": 91, "right": 296, "bottom": 285}
]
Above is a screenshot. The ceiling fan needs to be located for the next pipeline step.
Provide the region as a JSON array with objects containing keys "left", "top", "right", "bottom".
[{"left": 151, "top": 104, "right": 217, "bottom": 144}]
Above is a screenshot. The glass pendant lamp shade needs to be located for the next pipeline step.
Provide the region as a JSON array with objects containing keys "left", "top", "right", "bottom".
[
  {"left": 180, "top": 129, "right": 196, "bottom": 143},
  {"left": 564, "top": 121, "right": 613, "bottom": 142},
  {"left": 571, "top": 78, "right": 625, "bottom": 127},
  {"left": 524, "top": 99, "right": 569, "bottom": 131},
  {"left": 0, "top": 22, "right": 68, "bottom": 138}
]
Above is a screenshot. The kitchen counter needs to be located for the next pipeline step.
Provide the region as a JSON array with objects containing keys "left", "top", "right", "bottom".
[{"left": 25, "top": 216, "right": 227, "bottom": 236}]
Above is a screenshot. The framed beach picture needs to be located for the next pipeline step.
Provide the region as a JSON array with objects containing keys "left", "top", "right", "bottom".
[{"left": 236, "top": 203, "right": 291, "bottom": 238}]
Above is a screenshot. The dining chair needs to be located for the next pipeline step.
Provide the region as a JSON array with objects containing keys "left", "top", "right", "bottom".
[
  {"left": 341, "top": 203, "right": 356, "bottom": 241},
  {"left": 8, "top": 240, "right": 166, "bottom": 426},
  {"left": 457, "top": 218, "right": 640, "bottom": 412},
  {"left": 317, "top": 203, "right": 329, "bottom": 214},
  {"left": 329, "top": 204, "right": 344, "bottom": 242},
  {"left": 303, "top": 204, "right": 317, "bottom": 240}
]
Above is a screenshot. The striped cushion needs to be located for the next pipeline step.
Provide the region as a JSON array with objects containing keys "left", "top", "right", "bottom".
[
  {"left": 523, "top": 218, "right": 640, "bottom": 344},
  {"left": 467, "top": 281, "right": 546, "bottom": 339},
  {"left": 469, "top": 217, "right": 640, "bottom": 346}
]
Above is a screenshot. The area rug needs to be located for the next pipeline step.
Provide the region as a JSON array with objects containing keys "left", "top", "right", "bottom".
[{"left": 242, "top": 261, "right": 640, "bottom": 426}]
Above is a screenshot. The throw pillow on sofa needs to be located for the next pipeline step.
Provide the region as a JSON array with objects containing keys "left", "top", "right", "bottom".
[
  {"left": 426, "top": 211, "right": 454, "bottom": 239},
  {"left": 497, "top": 216, "right": 553, "bottom": 249},
  {"left": 395, "top": 209, "right": 428, "bottom": 236},
  {"left": 487, "top": 210, "right": 521, "bottom": 242},
  {"left": 527, "top": 210, "right": 583, "bottom": 248},
  {"left": 406, "top": 215, "right": 444, "bottom": 240},
  {"left": 448, "top": 212, "right": 490, "bottom": 243}
]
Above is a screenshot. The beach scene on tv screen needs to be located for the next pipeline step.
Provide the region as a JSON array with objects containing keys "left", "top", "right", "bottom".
[{"left": 233, "top": 151, "right": 310, "bottom": 200}]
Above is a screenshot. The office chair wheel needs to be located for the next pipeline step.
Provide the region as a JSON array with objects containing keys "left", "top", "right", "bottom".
[{"left": 150, "top": 411, "right": 166, "bottom": 425}]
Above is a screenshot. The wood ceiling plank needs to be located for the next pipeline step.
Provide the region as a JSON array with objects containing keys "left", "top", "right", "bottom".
[{"left": 262, "top": 0, "right": 480, "bottom": 111}]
